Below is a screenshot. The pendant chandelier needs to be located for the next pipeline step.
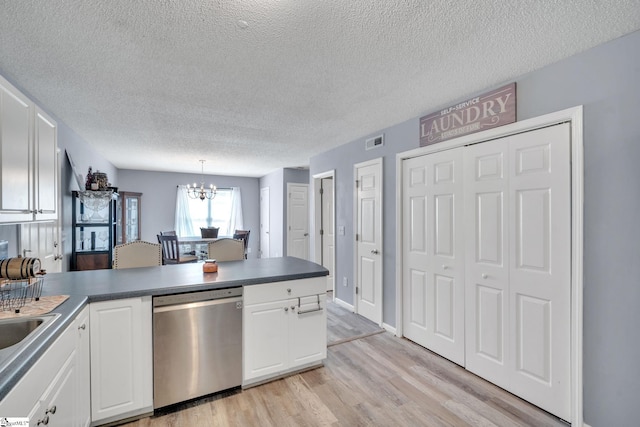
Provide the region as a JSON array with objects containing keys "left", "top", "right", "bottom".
[{"left": 187, "top": 160, "right": 217, "bottom": 200}]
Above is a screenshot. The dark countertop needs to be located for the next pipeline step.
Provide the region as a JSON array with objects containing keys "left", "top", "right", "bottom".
[{"left": 0, "top": 257, "right": 328, "bottom": 401}]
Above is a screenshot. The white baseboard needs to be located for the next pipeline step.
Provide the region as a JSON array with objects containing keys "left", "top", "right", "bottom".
[
  {"left": 382, "top": 322, "right": 396, "bottom": 335},
  {"left": 333, "top": 297, "right": 354, "bottom": 311}
]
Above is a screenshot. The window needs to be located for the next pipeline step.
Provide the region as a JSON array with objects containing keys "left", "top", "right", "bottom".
[{"left": 175, "top": 186, "right": 244, "bottom": 237}]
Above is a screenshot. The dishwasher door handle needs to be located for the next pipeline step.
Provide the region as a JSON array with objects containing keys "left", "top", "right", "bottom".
[{"left": 153, "top": 296, "right": 243, "bottom": 314}]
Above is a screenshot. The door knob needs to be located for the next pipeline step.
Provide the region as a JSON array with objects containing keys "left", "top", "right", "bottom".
[
  {"left": 442, "top": 264, "right": 449, "bottom": 270},
  {"left": 371, "top": 249, "right": 379, "bottom": 255},
  {"left": 304, "top": 233, "right": 309, "bottom": 237},
  {"left": 482, "top": 273, "right": 488, "bottom": 279}
]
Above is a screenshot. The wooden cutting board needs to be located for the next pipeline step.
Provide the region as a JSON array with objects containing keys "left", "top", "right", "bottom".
[{"left": 0, "top": 295, "right": 69, "bottom": 319}]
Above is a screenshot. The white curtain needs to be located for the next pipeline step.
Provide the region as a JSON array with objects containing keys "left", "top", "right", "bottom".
[
  {"left": 175, "top": 185, "right": 196, "bottom": 237},
  {"left": 228, "top": 187, "right": 244, "bottom": 233}
]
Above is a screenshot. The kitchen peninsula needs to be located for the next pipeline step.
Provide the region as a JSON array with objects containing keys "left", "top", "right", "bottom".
[{"left": 0, "top": 257, "right": 328, "bottom": 426}]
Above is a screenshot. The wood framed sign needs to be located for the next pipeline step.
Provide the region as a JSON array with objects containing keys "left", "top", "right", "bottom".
[{"left": 420, "top": 83, "right": 516, "bottom": 146}]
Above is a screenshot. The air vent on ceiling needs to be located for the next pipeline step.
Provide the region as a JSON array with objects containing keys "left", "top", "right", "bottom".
[{"left": 365, "top": 134, "right": 384, "bottom": 150}]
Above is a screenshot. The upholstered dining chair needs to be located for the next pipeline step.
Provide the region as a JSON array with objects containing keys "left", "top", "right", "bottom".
[
  {"left": 113, "top": 241, "right": 162, "bottom": 269},
  {"left": 207, "top": 238, "right": 245, "bottom": 262},
  {"left": 232, "top": 229, "right": 250, "bottom": 259},
  {"left": 157, "top": 234, "right": 198, "bottom": 265}
]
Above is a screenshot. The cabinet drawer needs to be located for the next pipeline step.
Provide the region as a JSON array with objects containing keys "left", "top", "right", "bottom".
[{"left": 244, "top": 277, "right": 325, "bottom": 305}]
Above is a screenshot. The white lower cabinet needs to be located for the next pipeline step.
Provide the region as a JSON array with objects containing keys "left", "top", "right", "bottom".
[
  {"left": 243, "top": 278, "right": 327, "bottom": 385},
  {"left": 89, "top": 296, "right": 153, "bottom": 426},
  {"left": 0, "top": 306, "right": 90, "bottom": 427}
]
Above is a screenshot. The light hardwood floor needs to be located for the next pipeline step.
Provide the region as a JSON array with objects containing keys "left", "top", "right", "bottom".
[{"left": 121, "top": 296, "right": 567, "bottom": 427}]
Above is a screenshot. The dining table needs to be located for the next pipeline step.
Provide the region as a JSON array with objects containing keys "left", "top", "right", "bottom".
[{"left": 177, "top": 236, "right": 226, "bottom": 258}]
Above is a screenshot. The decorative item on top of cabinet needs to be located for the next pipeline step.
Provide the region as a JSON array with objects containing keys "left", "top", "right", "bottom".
[
  {"left": 117, "top": 192, "right": 142, "bottom": 244},
  {"left": 71, "top": 190, "right": 118, "bottom": 271}
]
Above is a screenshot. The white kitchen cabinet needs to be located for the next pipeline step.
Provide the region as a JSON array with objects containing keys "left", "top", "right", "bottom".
[
  {"left": 0, "top": 74, "right": 58, "bottom": 223},
  {"left": 0, "top": 74, "right": 32, "bottom": 222},
  {"left": 76, "top": 306, "right": 91, "bottom": 427},
  {"left": 89, "top": 296, "right": 153, "bottom": 425},
  {"left": 244, "top": 299, "right": 290, "bottom": 379},
  {"left": 0, "top": 306, "right": 90, "bottom": 427},
  {"left": 243, "top": 277, "right": 327, "bottom": 385},
  {"left": 33, "top": 105, "right": 58, "bottom": 220},
  {"left": 289, "top": 294, "right": 327, "bottom": 366}
]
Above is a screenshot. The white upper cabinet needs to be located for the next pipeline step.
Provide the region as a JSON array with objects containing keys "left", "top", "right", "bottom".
[
  {"left": 0, "top": 75, "right": 32, "bottom": 221},
  {"left": 0, "top": 74, "right": 58, "bottom": 223},
  {"left": 34, "top": 105, "right": 58, "bottom": 220}
]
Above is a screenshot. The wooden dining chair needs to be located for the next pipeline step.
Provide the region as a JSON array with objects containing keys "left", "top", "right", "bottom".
[
  {"left": 200, "top": 227, "right": 219, "bottom": 238},
  {"left": 232, "top": 229, "right": 250, "bottom": 259},
  {"left": 157, "top": 234, "right": 198, "bottom": 264},
  {"left": 113, "top": 241, "right": 162, "bottom": 269},
  {"left": 207, "top": 238, "right": 245, "bottom": 261}
]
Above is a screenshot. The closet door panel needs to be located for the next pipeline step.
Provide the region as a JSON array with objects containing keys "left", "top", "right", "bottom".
[
  {"left": 507, "top": 124, "right": 571, "bottom": 421},
  {"left": 464, "top": 140, "right": 510, "bottom": 388},
  {"left": 403, "top": 149, "right": 465, "bottom": 366},
  {"left": 403, "top": 157, "right": 430, "bottom": 341}
]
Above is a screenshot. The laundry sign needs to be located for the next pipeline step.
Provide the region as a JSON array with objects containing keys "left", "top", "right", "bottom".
[{"left": 419, "top": 83, "right": 516, "bottom": 146}]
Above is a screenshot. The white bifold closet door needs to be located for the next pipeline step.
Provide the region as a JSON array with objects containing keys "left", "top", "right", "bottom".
[
  {"left": 402, "top": 123, "right": 571, "bottom": 421},
  {"left": 402, "top": 149, "right": 465, "bottom": 366},
  {"left": 464, "top": 123, "right": 571, "bottom": 421}
]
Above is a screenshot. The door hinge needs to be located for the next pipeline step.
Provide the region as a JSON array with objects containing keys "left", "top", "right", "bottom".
[
  {"left": 355, "top": 233, "right": 359, "bottom": 241},
  {"left": 356, "top": 286, "right": 359, "bottom": 295},
  {"left": 320, "top": 229, "right": 324, "bottom": 235},
  {"left": 355, "top": 180, "right": 359, "bottom": 188},
  {"left": 319, "top": 188, "right": 324, "bottom": 195}
]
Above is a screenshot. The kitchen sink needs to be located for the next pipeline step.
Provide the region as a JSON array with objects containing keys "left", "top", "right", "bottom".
[{"left": 0, "top": 313, "right": 60, "bottom": 370}]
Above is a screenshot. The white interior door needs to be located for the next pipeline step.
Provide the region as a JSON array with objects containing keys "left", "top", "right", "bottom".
[
  {"left": 260, "top": 187, "right": 270, "bottom": 258},
  {"left": 355, "top": 158, "right": 382, "bottom": 325},
  {"left": 402, "top": 148, "right": 465, "bottom": 365},
  {"left": 321, "top": 177, "right": 335, "bottom": 291},
  {"left": 20, "top": 222, "right": 61, "bottom": 273},
  {"left": 287, "top": 183, "right": 309, "bottom": 260},
  {"left": 464, "top": 123, "right": 571, "bottom": 421}
]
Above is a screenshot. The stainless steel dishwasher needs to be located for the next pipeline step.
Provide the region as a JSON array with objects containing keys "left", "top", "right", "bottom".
[{"left": 153, "top": 287, "right": 243, "bottom": 408}]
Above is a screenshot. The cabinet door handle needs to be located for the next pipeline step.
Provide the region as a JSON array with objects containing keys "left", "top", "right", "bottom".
[
  {"left": 46, "top": 405, "right": 57, "bottom": 414},
  {"left": 37, "top": 415, "right": 49, "bottom": 425},
  {"left": 371, "top": 249, "right": 379, "bottom": 255},
  {"left": 78, "top": 324, "right": 86, "bottom": 330},
  {"left": 286, "top": 288, "right": 291, "bottom": 294},
  {"left": 284, "top": 307, "right": 289, "bottom": 312}
]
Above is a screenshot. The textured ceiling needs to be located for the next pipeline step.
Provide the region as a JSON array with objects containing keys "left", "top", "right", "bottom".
[{"left": 1, "top": 1, "right": 640, "bottom": 177}]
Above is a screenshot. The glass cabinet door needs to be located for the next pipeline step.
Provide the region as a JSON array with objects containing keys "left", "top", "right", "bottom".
[{"left": 119, "top": 192, "right": 142, "bottom": 243}]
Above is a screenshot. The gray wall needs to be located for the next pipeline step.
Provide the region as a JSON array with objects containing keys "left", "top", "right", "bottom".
[
  {"left": 118, "top": 169, "right": 260, "bottom": 258},
  {"left": 310, "top": 30, "right": 640, "bottom": 426}
]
